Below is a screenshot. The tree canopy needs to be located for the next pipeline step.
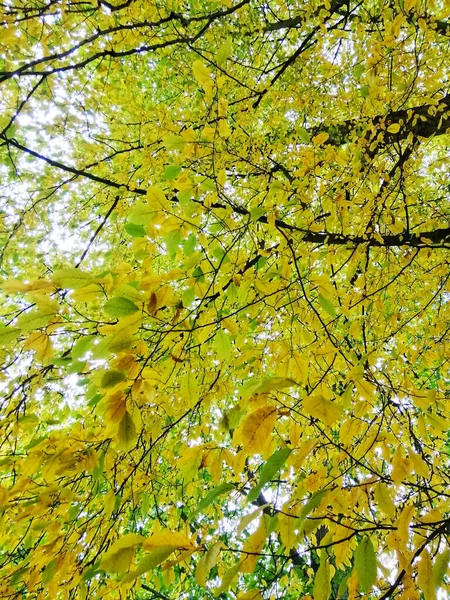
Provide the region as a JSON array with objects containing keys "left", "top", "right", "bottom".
[{"left": 1, "top": 0, "right": 450, "bottom": 598}]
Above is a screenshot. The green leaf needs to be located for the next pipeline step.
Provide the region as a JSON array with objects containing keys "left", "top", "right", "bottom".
[
  {"left": 354, "top": 536, "right": 377, "bottom": 592},
  {"left": 353, "top": 63, "right": 365, "bottom": 78},
  {"left": 0, "top": 326, "right": 20, "bottom": 345},
  {"left": 124, "top": 222, "right": 146, "bottom": 237},
  {"left": 216, "top": 37, "right": 232, "bottom": 66},
  {"left": 360, "top": 84, "right": 370, "bottom": 98},
  {"left": 182, "top": 234, "right": 197, "bottom": 256},
  {"left": 163, "top": 164, "right": 181, "bottom": 180},
  {"left": 100, "top": 369, "right": 126, "bottom": 389},
  {"left": 42, "top": 558, "right": 56, "bottom": 584},
  {"left": 52, "top": 268, "right": 92, "bottom": 289},
  {"left": 248, "top": 447, "right": 291, "bottom": 502},
  {"left": 249, "top": 206, "right": 265, "bottom": 221},
  {"left": 182, "top": 287, "right": 195, "bottom": 308},
  {"left": 189, "top": 483, "right": 235, "bottom": 520},
  {"left": 297, "top": 126, "right": 311, "bottom": 144},
  {"left": 318, "top": 294, "right": 336, "bottom": 317},
  {"left": 71, "top": 334, "right": 96, "bottom": 359},
  {"left": 164, "top": 228, "right": 182, "bottom": 255},
  {"left": 104, "top": 297, "right": 139, "bottom": 318},
  {"left": 299, "top": 489, "right": 326, "bottom": 522}
]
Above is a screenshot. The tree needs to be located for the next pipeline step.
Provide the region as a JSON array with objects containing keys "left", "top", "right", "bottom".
[{"left": 0, "top": 0, "right": 450, "bottom": 597}]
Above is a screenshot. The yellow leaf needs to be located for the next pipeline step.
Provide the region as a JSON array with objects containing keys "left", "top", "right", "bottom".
[
  {"left": 218, "top": 119, "right": 231, "bottom": 137},
  {"left": 409, "top": 452, "right": 430, "bottom": 478},
  {"left": 240, "top": 518, "right": 266, "bottom": 573},
  {"left": 104, "top": 390, "right": 127, "bottom": 424},
  {"left": 0, "top": 486, "right": 9, "bottom": 506},
  {"left": 391, "top": 448, "right": 412, "bottom": 485},
  {"left": 396, "top": 504, "right": 415, "bottom": 551},
  {"left": 374, "top": 483, "right": 396, "bottom": 518},
  {"left": 302, "top": 395, "right": 343, "bottom": 426},
  {"left": 105, "top": 533, "right": 146, "bottom": 556},
  {"left": 387, "top": 123, "right": 401, "bottom": 133},
  {"left": 100, "top": 546, "right": 134, "bottom": 573},
  {"left": 143, "top": 531, "right": 195, "bottom": 551},
  {"left": 1, "top": 279, "right": 30, "bottom": 293},
  {"left": 278, "top": 506, "right": 297, "bottom": 549},
  {"left": 146, "top": 186, "right": 169, "bottom": 211},
  {"left": 233, "top": 406, "right": 277, "bottom": 453},
  {"left": 355, "top": 379, "right": 377, "bottom": 400},
  {"left": 23, "top": 331, "right": 53, "bottom": 361},
  {"left": 418, "top": 549, "right": 436, "bottom": 600},
  {"left": 237, "top": 592, "right": 262, "bottom": 600},
  {"left": 312, "top": 132, "right": 329, "bottom": 146}
]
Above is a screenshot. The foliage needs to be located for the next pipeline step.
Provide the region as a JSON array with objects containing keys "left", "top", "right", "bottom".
[{"left": 1, "top": 0, "right": 450, "bottom": 598}]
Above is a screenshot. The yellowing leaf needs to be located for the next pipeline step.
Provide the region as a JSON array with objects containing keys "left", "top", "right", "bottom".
[
  {"left": 104, "top": 297, "right": 139, "bottom": 318},
  {"left": 433, "top": 548, "right": 450, "bottom": 588},
  {"left": 237, "top": 506, "right": 266, "bottom": 537},
  {"left": 313, "top": 556, "right": 331, "bottom": 600},
  {"left": 23, "top": 331, "right": 53, "bottom": 361},
  {"left": 51, "top": 268, "right": 92, "bottom": 289},
  {"left": 302, "top": 395, "right": 343, "bottom": 426},
  {"left": 355, "top": 379, "right": 377, "bottom": 400},
  {"left": 100, "top": 546, "right": 134, "bottom": 574},
  {"left": 100, "top": 369, "right": 127, "bottom": 389},
  {"left": 163, "top": 135, "right": 185, "bottom": 151},
  {"left": 215, "top": 561, "right": 242, "bottom": 596},
  {"left": 354, "top": 536, "right": 377, "bottom": 592},
  {"left": 16, "top": 307, "right": 57, "bottom": 332},
  {"left": 100, "top": 533, "right": 145, "bottom": 573},
  {"left": 104, "top": 390, "right": 127, "bottom": 424},
  {"left": 193, "top": 60, "right": 212, "bottom": 88},
  {"left": 215, "top": 329, "right": 232, "bottom": 362},
  {"left": 121, "top": 546, "right": 175, "bottom": 583},
  {"left": 117, "top": 410, "right": 137, "bottom": 451},
  {"left": 104, "top": 533, "right": 146, "bottom": 556},
  {"left": 195, "top": 541, "right": 222, "bottom": 587}
]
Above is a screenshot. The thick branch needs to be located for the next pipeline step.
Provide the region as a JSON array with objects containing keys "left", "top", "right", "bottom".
[{"left": 314, "top": 94, "right": 450, "bottom": 146}]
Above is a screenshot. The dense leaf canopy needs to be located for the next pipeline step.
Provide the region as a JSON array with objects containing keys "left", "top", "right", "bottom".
[{"left": 1, "top": 0, "right": 450, "bottom": 598}]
